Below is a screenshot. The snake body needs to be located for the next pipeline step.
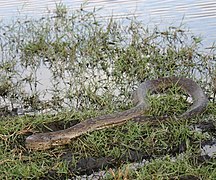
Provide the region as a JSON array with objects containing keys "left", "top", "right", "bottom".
[{"left": 25, "top": 77, "right": 208, "bottom": 150}]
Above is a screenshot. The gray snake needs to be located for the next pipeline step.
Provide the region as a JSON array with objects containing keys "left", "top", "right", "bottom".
[{"left": 25, "top": 77, "right": 208, "bottom": 150}]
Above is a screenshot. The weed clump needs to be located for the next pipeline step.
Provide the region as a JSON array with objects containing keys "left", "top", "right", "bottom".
[{"left": 0, "top": 4, "right": 215, "bottom": 112}]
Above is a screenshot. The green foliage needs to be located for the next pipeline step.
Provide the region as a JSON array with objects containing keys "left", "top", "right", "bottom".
[{"left": 0, "top": 3, "right": 215, "bottom": 111}]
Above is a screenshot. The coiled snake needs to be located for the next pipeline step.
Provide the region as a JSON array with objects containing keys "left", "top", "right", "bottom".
[{"left": 26, "top": 77, "right": 208, "bottom": 150}]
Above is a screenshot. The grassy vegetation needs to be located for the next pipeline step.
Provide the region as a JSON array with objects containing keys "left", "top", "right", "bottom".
[{"left": 0, "top": 3, "right": 216, "bottom": 179}]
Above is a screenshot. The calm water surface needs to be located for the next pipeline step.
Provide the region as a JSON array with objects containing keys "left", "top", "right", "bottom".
[{"left": 0, "top": 0, "right": 215, "bottom": 47}]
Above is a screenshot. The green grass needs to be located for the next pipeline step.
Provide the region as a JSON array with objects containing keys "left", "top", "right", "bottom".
[
  {"left": 0, "top": 92, "right": 215, "bottom": 179},
  {"left": 0, "top": 2, "right": 216, "bottom": 179},
  {"left": 105, "top": 154, "right": 216, "bottom": 179}
]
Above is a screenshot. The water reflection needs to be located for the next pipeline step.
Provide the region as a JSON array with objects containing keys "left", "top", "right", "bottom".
[{"left": 0, "top": 0, "right": 215, "bottom": 46}]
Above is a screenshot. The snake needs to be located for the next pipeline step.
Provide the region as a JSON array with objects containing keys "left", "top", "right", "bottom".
[{"left": 25, "top": 77, "right": 208, "bottom": 150}]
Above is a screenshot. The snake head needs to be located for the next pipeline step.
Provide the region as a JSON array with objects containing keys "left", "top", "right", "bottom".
[
  {"left": 25, "top": 132, "right": 71, "bottom": 150},
  {"left": 25, "top": 133, "right": 54, "bottom": 150}
]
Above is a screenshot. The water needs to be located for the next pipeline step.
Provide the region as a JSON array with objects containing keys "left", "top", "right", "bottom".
[{"left": 0, "top": 0, "right": 215, "bottom": 47}]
